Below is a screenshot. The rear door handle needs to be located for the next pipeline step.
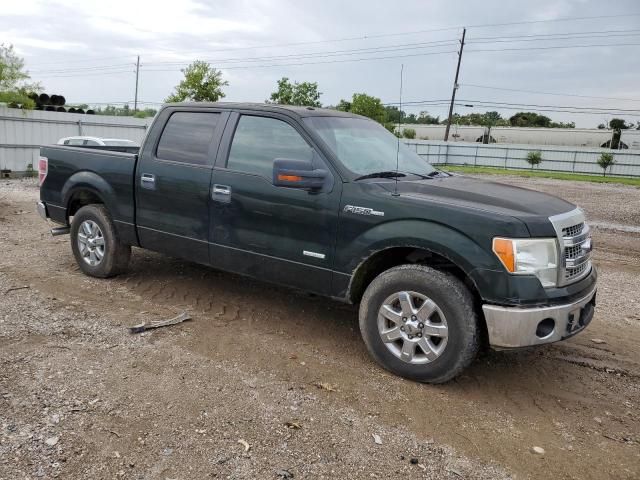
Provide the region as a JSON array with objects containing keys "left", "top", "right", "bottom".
[
  {"left": 141, "top": 173, "right": 156, "bottom": 189},
  {"left": 212, "top": 184, "right": 231, "bottom": 203}
]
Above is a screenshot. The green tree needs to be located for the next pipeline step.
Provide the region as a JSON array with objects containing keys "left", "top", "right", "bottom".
[
  {"left": 402, "top": 128, "right": 416, "bottom": 139},
  {"left": 597, "top": 152, "right": 615, "bottom": 176},
  {"left": 509, "top": 112, "right": 552, "bottom": 128},
  {"left": 606, "top": 118, "right": 634, "bottom": 149},
  {"left": 0, "top": 44, "right": 41, "bottom": 109},
  {"left": 269, "top": 77, "right": 321, "bottom": 107},
  {"left": 383, "top": 105, "right": 403, "bottom": 124},
  {"left": 608, "top": 118, "right": 633, "bottom": 130},
  {"left": 165, "top": 61, "right": 228, "bottom": 103},
  {"left": 415, "top": 111, "right": 440, "bottom": 124},
  {"left": 334, "top": 99, "right": 352, "bottom": 112},
  {"left": 526, "top": 151, "right": 543, "bottom": 169},
  {"left": 348, "top": 93, "right": 386, "bottom": 123}
]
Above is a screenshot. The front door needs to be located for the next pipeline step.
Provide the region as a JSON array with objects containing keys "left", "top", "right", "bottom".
[
  {"left": 136, "top": 108, "right": 227, "bottom": 263},
  {"left": 209, "top": 112, "right": 342, "bottom": 294}
]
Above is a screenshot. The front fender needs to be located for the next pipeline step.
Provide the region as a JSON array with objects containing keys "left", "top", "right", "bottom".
[{"left": 338, "top": 219, "right": 501, "bottom": 276}]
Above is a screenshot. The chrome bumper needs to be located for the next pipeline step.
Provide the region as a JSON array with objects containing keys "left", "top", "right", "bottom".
[
  {"left": 37, "top": 201, "right": 48, "bottom": 220},
  {"left": 482, "top": 287, "right": 596, "bottom": 348}
]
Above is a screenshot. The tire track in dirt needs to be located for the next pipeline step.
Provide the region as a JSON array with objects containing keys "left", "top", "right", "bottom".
[{"left": 2, "top": 178, "right": 639, "bottom": 479}]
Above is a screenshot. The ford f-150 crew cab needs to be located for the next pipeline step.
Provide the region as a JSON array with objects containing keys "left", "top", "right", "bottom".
[{"left": 37, "top": 102, "right": 597, "bottom": 383}]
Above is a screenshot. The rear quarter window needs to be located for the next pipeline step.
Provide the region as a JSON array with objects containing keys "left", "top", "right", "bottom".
[{"left": 156, "top": 112, "right": 220, "bottom": 165}]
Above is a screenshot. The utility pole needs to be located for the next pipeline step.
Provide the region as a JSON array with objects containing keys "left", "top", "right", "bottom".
[
  {"left": 134, "top": 55, "right": 140, "bottom": 112},
  {"left": 444, "top": 28, "right": 466, "bottom": 141}
]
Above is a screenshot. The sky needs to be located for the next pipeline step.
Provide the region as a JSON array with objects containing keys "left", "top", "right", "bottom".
[{"left": 2, "top": 0, "right": 640, "bottom": 128}]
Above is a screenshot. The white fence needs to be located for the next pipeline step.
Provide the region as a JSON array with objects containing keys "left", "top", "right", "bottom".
[
  {"left": 399, "top": 124, "right": 617, "bottom": 148},
  {"left": 404, "top": 140, "right": 640, "bottom": 177},
  {"left": 0, "top": 106, "right": 153, "bottom": 173}
]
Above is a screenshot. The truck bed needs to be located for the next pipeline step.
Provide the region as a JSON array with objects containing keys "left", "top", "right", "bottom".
[{"left": 39, "top": 145, "right": 138, "bottom": 239}]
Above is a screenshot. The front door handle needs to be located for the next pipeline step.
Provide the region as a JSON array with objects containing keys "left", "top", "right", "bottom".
[
  {"left": 212, "top": 184, "right": 231, "bottom": 195},
  {"left": 212, "top": 184, "right": 231, "bottom": 203},
  {"left": 141, "top": 173, "right": 156, "bottom": 189}
]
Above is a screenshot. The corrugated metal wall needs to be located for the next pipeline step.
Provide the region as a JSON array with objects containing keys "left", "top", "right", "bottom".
[
  {"left": 404, "top": 140, "right": 640, "bottom": 177},
  {"left": 0, "top": 106, "right": 153, "bottom": 172}
]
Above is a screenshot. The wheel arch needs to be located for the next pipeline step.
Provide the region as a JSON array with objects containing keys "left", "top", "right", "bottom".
[
  {"left": 347, "top": 244, "right": 482, "bottom": 305},
  {"left": 61, "top": 171, "right": 116, "bottom": 221},
  {"left": 347, "top": 244, "right": 490, "bottom": 350}
]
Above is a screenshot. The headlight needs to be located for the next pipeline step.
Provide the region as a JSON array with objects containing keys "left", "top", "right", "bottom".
[{"left": 492, "top": 237, "right": 559, "bottom": 287}]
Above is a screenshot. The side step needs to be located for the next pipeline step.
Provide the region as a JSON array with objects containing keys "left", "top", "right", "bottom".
[{"left": 51, "top": 226, "right": 70, "bottom": 236}]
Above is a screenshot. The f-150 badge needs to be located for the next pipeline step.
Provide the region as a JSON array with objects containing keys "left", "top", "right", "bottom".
[{"left": 343, "top": 205, "right": 385, "bottom": 216}]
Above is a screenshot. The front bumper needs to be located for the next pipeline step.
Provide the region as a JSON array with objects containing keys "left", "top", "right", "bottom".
[{"left": 482, "top": 286, "right": 596, "bottom": 348}]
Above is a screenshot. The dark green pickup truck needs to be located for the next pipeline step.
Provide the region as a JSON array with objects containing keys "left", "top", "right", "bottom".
[{"left": 37, "top": 102, "right": 596, "bottom": 383}]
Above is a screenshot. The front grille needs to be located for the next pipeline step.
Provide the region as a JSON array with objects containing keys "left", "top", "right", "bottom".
[
  {"left": 565, "top": 243, "right": 583, "bottom": 259},
  {"left": 563, "top": 223, "right": 584, "bottom": 237},
  {"left": 566, "top": 262, "right": 589, "bottom": 281},
  {"left": 562, "top": 221, "right": 591, "bottom": 283}
]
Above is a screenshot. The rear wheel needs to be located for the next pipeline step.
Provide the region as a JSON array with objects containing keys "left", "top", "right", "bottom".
[
  {"left": 70, "top": 204, "right": 131, "bottom": 278},
  {"left": 359, "top": 264, "right": 480, "bottom": 383}
]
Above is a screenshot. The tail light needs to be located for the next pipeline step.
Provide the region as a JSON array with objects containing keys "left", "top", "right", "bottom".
[{"left": 38, "top": 157, "right": 48, "bottom": 187}]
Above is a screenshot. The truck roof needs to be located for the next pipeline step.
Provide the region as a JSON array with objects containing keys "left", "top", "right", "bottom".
[{"left": 165, "top": 102, "right": 362, "bottom": 119}]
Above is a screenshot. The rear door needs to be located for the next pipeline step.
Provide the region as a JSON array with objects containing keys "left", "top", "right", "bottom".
[
  {"left": 136, "top": 107, "right": 228, "bottom": 263},
  {"left": 209, "top": 111, "right": 342, "bottom": 295}
]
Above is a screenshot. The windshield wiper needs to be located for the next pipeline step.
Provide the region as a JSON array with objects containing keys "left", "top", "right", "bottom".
[
  {"left": 354, "top": 171, "right": 407, "bottom": 181},
  {"left": 425, "top": 170, "right": 450, "bottom": 178}
]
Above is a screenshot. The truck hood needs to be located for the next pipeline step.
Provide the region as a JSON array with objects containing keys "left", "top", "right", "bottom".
[{"left": 377, "top": 175, "right": 575, "bottom": 232}]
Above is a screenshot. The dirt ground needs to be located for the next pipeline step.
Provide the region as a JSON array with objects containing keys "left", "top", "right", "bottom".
[{"left": 1, "top": 175, "right": 638, "bottom": 480}]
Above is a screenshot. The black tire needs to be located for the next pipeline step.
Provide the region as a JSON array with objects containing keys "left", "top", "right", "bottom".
[
  {"left": 359, "top": 264, "right": 480, "bottom": 384},
  {"left": 70, "top": 204, "right": 131, "bottom": 278}
]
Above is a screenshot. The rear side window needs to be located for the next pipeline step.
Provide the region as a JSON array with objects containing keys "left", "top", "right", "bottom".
[
  {"left": 227, "top": 115, "right": 313, "bottom": 178},
  {"left": 157, "top": 112, "right": 220, "bottom": 165}
]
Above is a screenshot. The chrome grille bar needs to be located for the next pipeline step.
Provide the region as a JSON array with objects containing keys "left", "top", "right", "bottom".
[{"left": 549, "top": 208, "right": 592, "bottom": 286}]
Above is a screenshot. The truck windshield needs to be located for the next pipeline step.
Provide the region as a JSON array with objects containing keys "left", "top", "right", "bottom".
[{"left": 304, "top": 116, "right": 437, "bottom": 178}]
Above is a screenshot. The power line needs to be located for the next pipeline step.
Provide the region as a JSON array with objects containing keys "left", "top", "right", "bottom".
[
  {"left": 395, "top": 99, "right": 640, "bottom": 116},
  {"left": 23, "top": 13, "right": 640, "bottom": 68},
  {"left": 36, "top": 37, "right": 638, "bottom": 77},
  {"left": 450, "top": 99, "right": 640, "bottom": 112},
  {"left": 140, "top": 49, "right": 459, "bottom": 72},
  {"left": 29, "top": 63, "right": 136, "bottom": 74},
  {"left": 468, "top": 28, "right": 640, "bottom": 41},
  {"left": 467, "top": 42, "right": 640, "bottom": 53},
  {"left": 453, "top": 102, "right": 640, "bottom": 117},
  {"left": 33, "top": 70, "right": 135, "bottom": 79},
  {"left": 462, "top": 13, "right": 640, "bottom": 29},
  {"left": 460, "top": 84, "right": 640, "bottom": 103},
  {"left": 24, "top": 54, "right": 137, "bottom": 67},
  {"left": 468, "top": 31, "right": 640, "bottom": 44},
  {"left": 143, "top": 39, "right": 460, "bottom": 67}
]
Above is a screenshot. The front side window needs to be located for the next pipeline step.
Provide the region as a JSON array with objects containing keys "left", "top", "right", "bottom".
[
  {"left": 227, "top": 115, "right": 313, "bottom": 178},
  {"left": 157, "top": 112, "right": 220, "bottom": 165}
]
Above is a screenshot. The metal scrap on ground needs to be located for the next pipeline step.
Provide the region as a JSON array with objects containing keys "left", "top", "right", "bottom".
[{"left": 128, "top": 312, "right": 191, "bottom": 334}]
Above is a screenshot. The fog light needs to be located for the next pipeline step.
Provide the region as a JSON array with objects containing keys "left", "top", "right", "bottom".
[{"left": 536, "top": 318, "right": 555, "bottom": 338}]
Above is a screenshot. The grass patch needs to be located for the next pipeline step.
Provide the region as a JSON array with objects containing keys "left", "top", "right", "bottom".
[{"left": 440, "top": 165, "right": 640, "bottom": 187}]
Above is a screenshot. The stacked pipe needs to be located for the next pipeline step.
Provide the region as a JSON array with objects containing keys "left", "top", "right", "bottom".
[{"left": 7, "top": 92, "right": 96, "bottom": 114}]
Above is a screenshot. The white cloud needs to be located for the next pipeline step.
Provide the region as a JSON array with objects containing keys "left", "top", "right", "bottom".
[{"left": 1, "top": 0, "right": 639, "bottom": 127}]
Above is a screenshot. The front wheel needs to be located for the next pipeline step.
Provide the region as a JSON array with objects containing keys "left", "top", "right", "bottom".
[
  {"left": 359, "top": 264, "right": 480, "bottom": 383},
  {"left": 70, "top": 204, "right": 131, "bottom": 278}
]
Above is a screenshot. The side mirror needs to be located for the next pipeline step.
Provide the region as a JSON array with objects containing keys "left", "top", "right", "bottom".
[{"left": 273, "top": 158, "right": 327, "bottom": 190}]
